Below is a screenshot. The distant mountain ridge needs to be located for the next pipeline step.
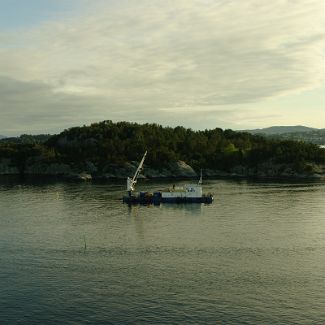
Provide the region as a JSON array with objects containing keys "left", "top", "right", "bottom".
[
  {"left": 0, "top": 134, "right": 51, "bottom": 144},
  {"left": 244, "top": 125, "right": 318, "bottom": 135},
  {"left": 244, "top": 126, "right": 325, "bottom": 145},
  {"left": 0, "top": 135, "right": 6, "bottom": 139}
]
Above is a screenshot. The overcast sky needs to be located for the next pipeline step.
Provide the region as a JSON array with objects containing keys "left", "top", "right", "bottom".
[{"left": 1, "top": 0, "right": 325, "bottom": 135}]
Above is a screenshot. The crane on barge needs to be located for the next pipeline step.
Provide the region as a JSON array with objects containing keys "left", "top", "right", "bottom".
[
  {"left": 126, "top": 150, "right": 147, "bottom": 197},
  {"left": 122, "top": 151, "right": 213, "bottom": 205}
]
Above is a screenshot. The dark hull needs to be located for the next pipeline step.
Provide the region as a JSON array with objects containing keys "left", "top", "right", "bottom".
[{"left": 123, "top": 194, "right": 213, "bottom": 205}]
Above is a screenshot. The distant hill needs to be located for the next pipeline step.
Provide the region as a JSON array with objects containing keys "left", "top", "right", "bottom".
[
  {"left": 244, "top": 126, "right": 325, "bottom": 145},
  {"left": 0, "top": 134, "right": 51, "bottom": 144},
  {"left": 244, "top": 126, "right": 317, "bottom": 135},
  {"left": 0, "top": 135, "right": 6, "bottom": 139}
]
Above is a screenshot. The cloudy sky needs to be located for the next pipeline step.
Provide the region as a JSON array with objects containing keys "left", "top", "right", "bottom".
[{"left": 1, "top": 0, "right": 325, "bottom": 135}]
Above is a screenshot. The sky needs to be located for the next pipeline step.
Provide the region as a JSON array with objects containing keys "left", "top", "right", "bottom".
[{"left": 0, "top": 0, "right": 325, "bottom": 136}]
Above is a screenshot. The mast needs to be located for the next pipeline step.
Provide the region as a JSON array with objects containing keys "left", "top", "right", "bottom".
[
  {"left": 127, "top": 151, "right": 147, "bottom": 195},
  {"left": 198, "top": 169, "right": 203, "bottom": 185}
]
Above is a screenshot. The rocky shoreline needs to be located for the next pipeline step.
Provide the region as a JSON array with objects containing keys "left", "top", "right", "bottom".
[{"left": 0, "top": 158, "right": 324, "bottom": 181}]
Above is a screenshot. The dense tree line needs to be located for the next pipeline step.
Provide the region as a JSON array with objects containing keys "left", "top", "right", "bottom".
[{"left": 1, "top": 120, "right": 325, "bottom": 174}]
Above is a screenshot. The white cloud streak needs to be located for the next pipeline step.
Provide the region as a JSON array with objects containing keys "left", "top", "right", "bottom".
[{"left": 1, "top": 0, "right": 325, "bottom": 134}]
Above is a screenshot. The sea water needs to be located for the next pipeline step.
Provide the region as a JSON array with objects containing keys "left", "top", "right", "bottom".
[{"left": 0, "top": 179, "right": 325, "bottom": 324}]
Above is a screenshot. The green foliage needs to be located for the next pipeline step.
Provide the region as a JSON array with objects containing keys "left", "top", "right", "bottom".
[
  {"left": 0, "top": 143, "right": 51, "bottom": 174},
  {"left": 1, "top": 120, "right": 325, "bottom": 174}
]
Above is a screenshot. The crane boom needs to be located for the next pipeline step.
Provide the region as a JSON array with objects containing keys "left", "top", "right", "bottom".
[{"left": 127, "top": 151, "right": 147, "bottom": 193}]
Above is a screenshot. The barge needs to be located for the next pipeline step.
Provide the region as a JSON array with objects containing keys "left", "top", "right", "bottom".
[{"left": 122, "top": 151, "right": 213, "bottom": 205}]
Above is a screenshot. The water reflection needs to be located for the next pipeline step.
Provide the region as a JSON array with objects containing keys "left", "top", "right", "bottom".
[
  {"left": 126, "top": 202, "right": 203, "bottom": 214},
  {"left": 161, "top": 202, "right": 203, "bottom": 214}
]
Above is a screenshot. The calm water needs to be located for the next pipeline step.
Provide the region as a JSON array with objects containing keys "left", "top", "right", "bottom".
[{"left": 0, "top": 179, "right": 325, "bottom": 324}]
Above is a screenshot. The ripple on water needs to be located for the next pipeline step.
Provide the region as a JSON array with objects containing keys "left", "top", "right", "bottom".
[{"left": 0, "top": 179, "right": 325, "bottom": 324}]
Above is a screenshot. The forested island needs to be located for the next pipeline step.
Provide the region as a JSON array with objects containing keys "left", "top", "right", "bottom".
[{"left": 0, "top": 120, "right": 325, "bottom": 180}]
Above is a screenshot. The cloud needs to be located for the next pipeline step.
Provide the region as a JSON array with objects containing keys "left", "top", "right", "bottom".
[{"left": 1, "top": 0, "right": 325, "bottom": 134}]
